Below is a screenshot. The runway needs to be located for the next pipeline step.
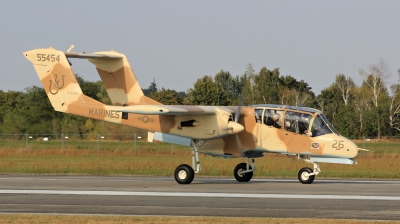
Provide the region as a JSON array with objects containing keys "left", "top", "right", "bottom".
[{"left": 0, "top": 175, "right": 399, "bottom": 220}]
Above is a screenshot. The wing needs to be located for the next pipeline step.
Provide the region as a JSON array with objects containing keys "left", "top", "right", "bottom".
[{"left": 113, "top": 105, "right": 233, "bottom": 115}]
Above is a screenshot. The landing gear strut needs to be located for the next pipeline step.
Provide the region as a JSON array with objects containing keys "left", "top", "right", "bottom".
[
  {"left": 297, "top": 155, "right": 321, "bottom": 184},
  {"left": 234, "top": 158, "right": 256, "bottom": 182},
  {"left": 174, "top": 140, "right": 202, "bottom": 184}
]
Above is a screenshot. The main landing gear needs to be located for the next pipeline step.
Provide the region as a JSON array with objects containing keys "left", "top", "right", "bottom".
[
  {"left": 173, "top": 139, "right": 258, "bottom": 184},
  {"left": 234, "top": 158, "right": 256, "bottom": 182},
  {"left": 297, "top": 155, "right": 321, "bottom": 184},
  {"left": 174, "top": 140, "right": 202, "bottom": 184}
]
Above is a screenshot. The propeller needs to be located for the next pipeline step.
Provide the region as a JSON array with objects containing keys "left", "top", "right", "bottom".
[{"left": 234, "top": 95, "right": 245, "bottom": 157}]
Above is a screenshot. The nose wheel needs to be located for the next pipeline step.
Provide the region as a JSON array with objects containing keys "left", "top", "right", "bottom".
[
  {"left": 297, "top": 155, "right": 321, "bottom": 184},
  {"left": 298, "top": 167, "right": 315, "bottom": 184}
]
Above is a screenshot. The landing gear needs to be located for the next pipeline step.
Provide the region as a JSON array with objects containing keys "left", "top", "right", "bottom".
[
  {"left": 174, "top": 164, "right": 194, "bottom": 184},
  {"left": 173, "top": 140, "right": 203, "bottom": 184},
  {"left": 234, "top": 158, "right": 256, "bottom": 182},
  {"left": 298, "top": 167, "right": 314, "bottom": 184},
  {"left": 297, "top": 155, "right": 321, "bottom": 184}
]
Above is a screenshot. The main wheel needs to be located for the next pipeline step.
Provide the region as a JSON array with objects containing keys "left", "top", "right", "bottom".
[
  {"left": 298, "top": 167, "right": 315, "bottom": 184},
  {"left": 174, "top": 164, "right": 195, "bottom": 184},
  {"left": 234, "top": 163, "right": 253, "bottom": 182}
]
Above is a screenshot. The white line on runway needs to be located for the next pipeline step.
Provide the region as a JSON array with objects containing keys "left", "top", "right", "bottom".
[{"left": 0, "top": 190, "right": 399, "bottom": 201}]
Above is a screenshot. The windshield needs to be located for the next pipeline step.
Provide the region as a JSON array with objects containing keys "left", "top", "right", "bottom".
[
  {"left": 310, "top": 114, "right": 338, "bottom": 137},
  {"left": 320, "top": 114, "right": 338, "bottom": 134}
]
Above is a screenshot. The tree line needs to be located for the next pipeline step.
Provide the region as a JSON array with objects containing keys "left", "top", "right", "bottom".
[{"left": 1, "top": 60, "right": 399, "bottom": 138}]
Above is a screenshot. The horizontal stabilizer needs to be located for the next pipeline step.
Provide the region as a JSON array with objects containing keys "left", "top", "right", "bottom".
[{"left": 65, "top": 52, "right": 123, "bottom": 59}]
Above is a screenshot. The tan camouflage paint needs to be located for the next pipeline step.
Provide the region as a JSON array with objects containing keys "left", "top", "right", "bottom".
[
  {"left": 24, "top": 47, "right": 359, "bottom": 160},
  {"left": 86, "top": 52, "right": 160, "bottom": 106}
]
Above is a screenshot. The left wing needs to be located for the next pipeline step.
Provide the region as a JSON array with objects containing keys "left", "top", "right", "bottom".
[{"left": 114, "top": 105, "right": 235, "bottom": 115}]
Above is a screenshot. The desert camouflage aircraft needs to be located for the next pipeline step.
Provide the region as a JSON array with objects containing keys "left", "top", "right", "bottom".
[{"left": 23, "top": 46, "right": 365, "bottom": 184}]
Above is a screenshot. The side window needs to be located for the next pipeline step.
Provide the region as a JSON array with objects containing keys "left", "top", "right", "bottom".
[
  {"left": 254, "top": 109, "right": 263, "bottom": 124},
  {"left": 285, "top": 112, "right": 312, "bottom": 135},
  {"left": 264, "top": 109, "right": 273, "bottom": 126},
  {"left": 298, "top": 113, "right": 312, "bottom": 135},
  {"left": 264, "top": 109, "right": 283, "bottom": 129},
  {"left": 285, "top": 111, "right": 297, "bottom": 133}
]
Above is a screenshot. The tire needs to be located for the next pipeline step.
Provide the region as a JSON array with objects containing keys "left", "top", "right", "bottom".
[
  {"left": 298, "top": 167, "right": 315, "bottom": 184},
  {"left": 174, "top": 164, "right": 194, "bottom": 184},
  {"left": 234, "top": 163, "right": 253, "bottom": 182}
]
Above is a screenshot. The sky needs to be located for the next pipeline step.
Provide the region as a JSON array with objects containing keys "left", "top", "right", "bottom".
[{"left": 1, "top": 0, "right": 400, "bottom": 95}]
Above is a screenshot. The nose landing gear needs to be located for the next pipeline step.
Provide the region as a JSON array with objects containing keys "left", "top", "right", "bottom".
[{"left": 297, "top": 155, "right": 321, "bottom": 184}]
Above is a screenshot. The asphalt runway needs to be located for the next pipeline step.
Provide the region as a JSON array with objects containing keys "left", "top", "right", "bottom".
[{"left": 0, "top": 175, "right": 399, "bottom": 220}]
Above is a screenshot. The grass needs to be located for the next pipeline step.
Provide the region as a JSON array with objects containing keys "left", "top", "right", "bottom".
[
  {"left": 0, "top": 139, "right": 399, "bottom": 178},
  {"left": 0, "top": 214, "right": 398, "bottom": 224},
  {"left": 0, "top": 140, "right": 399, "bottom": 223}
]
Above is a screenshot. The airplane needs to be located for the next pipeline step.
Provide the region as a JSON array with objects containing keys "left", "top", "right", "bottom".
[{"left": 23, "top": 46, "right": 365, "bottom": 185}]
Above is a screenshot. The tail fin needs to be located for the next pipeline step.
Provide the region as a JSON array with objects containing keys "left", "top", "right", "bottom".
[
  {"left": 85, "top": 51, "right": 160, "bottom": 106},
  {"left": 23, "top": 47, "right": 100, "bottom": 113}
]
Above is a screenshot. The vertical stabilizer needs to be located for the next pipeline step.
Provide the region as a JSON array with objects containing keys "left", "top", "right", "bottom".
[
  {"left": 86, "top": 51, "right": 161, "bottom": 106},
  {"left": 23, "top": 48, "right": 91, "bottom": 113}
]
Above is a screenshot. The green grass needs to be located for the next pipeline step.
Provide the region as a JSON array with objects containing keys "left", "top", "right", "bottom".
[{"left": 0, "top": 139, "right": 399, "bottom": 179}]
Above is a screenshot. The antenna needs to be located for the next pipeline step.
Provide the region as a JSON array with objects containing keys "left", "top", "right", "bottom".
[{"left": 67, "top": 45, "right": 75, "bottom": 53}]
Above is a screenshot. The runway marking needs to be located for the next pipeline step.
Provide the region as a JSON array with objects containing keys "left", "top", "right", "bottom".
[{"left": 0, "top": 190, "right": 399, "bottom": 201}]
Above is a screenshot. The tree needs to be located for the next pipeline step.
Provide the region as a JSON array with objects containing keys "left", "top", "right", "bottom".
[
  {"left": 241, "top": 64, "right": 257, "bottom": 105},
  {"left": 388, "top": 83, "right": 400, "bottom": 132},
  {"left": 359, "top": 60, "right": 391, "bottom": 138},
  {"left": 150, "top": 88, "right": 184, "bottom": 105},
  {"left": 335, "top": 74, "right": 355, "bottom": 106},
  {"left": 188, "top": 75, "right": 230, "bottom": 106},
  {"left": 143, "top": 78, "right": 158, "bottom": 97},
  {"left": 359, "top": 59, "right": 390, "bottom": 107},
  {"left": 0, "top": 90, "right": 23, "bottom": 124},
  {"left": 213, "top": 70, "right": 242, "bottom": 105}
]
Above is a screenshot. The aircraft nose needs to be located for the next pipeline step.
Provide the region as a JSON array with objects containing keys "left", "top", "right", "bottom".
[
  {"left": 349, "top": 141, "right": 360, "bottom": 158},
  {"left": 227, "top": 121, "right": 244, "bottom": 135}
]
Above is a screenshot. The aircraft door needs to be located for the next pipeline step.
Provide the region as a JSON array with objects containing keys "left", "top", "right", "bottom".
[
  {"left": 284, "top": 111, "right": 313, "bottom": 154},
  {"left": 254, "top": 109, "right": 263, "bottom": 147},
  {"left": 259, "top": 109, "right": 286, "bottom": 153}
]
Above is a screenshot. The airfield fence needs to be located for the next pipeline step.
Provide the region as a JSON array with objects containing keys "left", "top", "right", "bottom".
[
  {"left": 0, "top": 134, "right": 399, "bottom": 156},
  {"left": 0, "top": 133, "right": 181, "bottom": 155}
]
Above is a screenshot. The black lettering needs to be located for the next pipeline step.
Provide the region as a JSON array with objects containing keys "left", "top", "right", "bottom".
[
  {"left": 89, "top": 108, "right": 94, "bottom": 116},
  {"left": 106, "top": 110, "right": 111, "bottom": 118},
  {"left": 99, "top": 109, "right": 103, "bottom": 117}
]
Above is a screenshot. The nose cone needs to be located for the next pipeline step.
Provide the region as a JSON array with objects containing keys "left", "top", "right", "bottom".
[
  {"left": 227, "top": 121, "right": 244, "bottom": 135},
  {"left": 344, "top": 138, "right": 360, "bottom": 159}
]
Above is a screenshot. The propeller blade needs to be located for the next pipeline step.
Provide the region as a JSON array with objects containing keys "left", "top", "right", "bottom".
[
  {"left": 234, "top": 94, "right": 244, "bottom": 157},
  {"left": 235, "top": 133, "right": 244, "bottom": 157},
  {"left": 235, "top": 95, "right": 243, "bottom": 123},
  {"left": 235, "top": 104, "right": 242, "bottom": 123}
]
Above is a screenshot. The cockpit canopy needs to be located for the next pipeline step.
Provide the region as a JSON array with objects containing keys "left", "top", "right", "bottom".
[{"left": 253, "top": 104, "right": 338, "bottom": 137}]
